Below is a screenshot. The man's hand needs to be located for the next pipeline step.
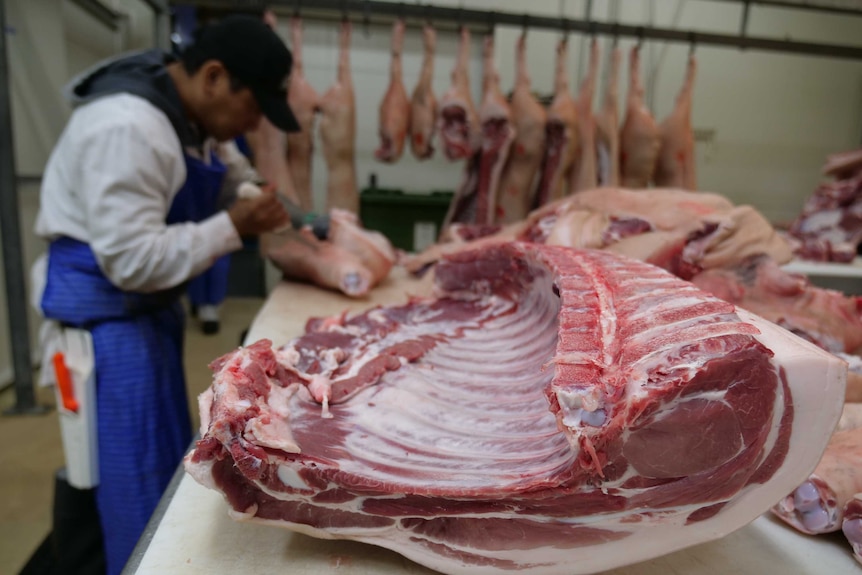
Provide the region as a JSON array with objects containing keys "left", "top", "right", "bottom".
[{"left": 227, "top": 191, "right": 290, "bottom": 237}]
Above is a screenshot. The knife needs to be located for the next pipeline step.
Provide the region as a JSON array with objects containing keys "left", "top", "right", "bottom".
[{"left": 237, "top": 182, "right": 330, "bottom": 240}]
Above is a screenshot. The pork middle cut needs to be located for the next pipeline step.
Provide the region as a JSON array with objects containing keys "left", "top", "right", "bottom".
[{"left": 186, "top": 243, "right": 845, "bottom": 575}]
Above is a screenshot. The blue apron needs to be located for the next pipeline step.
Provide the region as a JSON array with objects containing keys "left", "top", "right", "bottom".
[
  {"left": 168, "top": 153, "right": 231, "bottom": 307},
  {"left": 41, "top": 152, "right": 227, "bottom": 575}
]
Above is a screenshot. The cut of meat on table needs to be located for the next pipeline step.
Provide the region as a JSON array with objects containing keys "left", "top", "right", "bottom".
[
  {"left": 837, "top": 403, "right": 862, "bottom": 433},
  {"left": 772, "top": 426, "right": 862, "bottom": 535},
  {"left": 823, "top": 148, "right": 862, "bottom": 180},
  {"left": 691, "top": 256, "right": 862, "bottom": 355},
  {"left": 837, "top": 354, "right": 862, "bottom": 402},
  {"left": 264, "top": 227, "right": 373, "bottom": 298},
  {"left": 620, "top": 46, "right": 660, "bottom": 189},
  {"left": 437, "top": 27, "right": 480, "bottom": 161},
  {"left": 320, "top": 21, "right": 358, "bottom": 214},
  {"left": 326, "top": 208, "right": 396, "bottom": 286},
  {"left": 410, "top": 24, "right": 438, "bottom": 160},
  {"left": 534, "top": 38, "right": 579, "bottom": 208},
  {"left": 286, "top": 16, "right": 321, "bottom": 212},
  {"left": 186, "top": 243, "right": 845, "bottom": 575},
  {"left": 844, "top": 494, "right": 862, "bottom": 564},
  {"left": 595, "top": 44, "right": 621, "bottom": 187},
  {"left": 787, "top": 173, "right": 862, "bottom": 262},
  {"left": 472, "top": 35, "right": 515, "bottom": 225},
  {"left": 654, "top": 53, "right": 697, "bottom": 190},
  {"left": 494, "top": 32, "right": 546, "bottom": 224},
  {"left": 375, "top": 19, "right": 410, "bottom": 163},
  {"left": 569, "top": 38, "right": 599, "bottom": 194},
  {"left": 414, "top": 188, "right": 793, "bottom": 283},
  {"left": 527, "top": 185, "right": 791, "bottom": 277}
]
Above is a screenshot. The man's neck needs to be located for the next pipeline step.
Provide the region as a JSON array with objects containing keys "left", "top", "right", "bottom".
[{"left": 166, "top": 62, "right": 206, "bottom": 148}]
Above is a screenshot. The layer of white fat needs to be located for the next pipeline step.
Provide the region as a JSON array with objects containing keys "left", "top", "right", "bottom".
[
  {"left": 318, "top": 312, "right": 846, "bottom": 575},
  {"left": 245, "top": 385, "right": 302, "bottom": 454},
  {"left": 220, "top": 269, "right": 847, "bottom": 575},
  {"left": 797, "top": 209, "right": 841, "bottom": 234},
  {"left": 182, "top": 455, "right": 217, "bottom": 491},
  {"left": 197, "top": 387, "right": 214, "bottom": 437},
  {"left": 276, "top": 465, "right": 311, "bottom": 490},
  {"left": 323, "top": 263, "right": 575, "bottom": 491}
]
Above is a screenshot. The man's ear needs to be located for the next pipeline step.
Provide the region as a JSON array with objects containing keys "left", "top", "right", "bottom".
[{"left": 201, "top": 60, "right": 226, "bottom": 94}]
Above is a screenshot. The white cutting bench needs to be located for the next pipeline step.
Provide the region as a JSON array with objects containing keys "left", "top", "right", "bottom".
[
  {"left": 782, "top": 257, "right": 862, "bottom": 295},
  {"left": 123, "top": 267, "right": 860, "bottom": 575}
]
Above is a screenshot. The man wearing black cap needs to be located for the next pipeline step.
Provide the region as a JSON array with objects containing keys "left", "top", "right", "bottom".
[{"left": 31, "top": 15, "right": 297, "bottom": 575}]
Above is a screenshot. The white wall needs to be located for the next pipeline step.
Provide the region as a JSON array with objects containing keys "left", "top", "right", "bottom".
[
  {"left": 267, "top": 15, "right": 483, "bottom": 212},
  {"left": 488, "top": 0, "right": 862, "bottom": 224},
  {"left": 272, "top": 0, "right": 862, "bottom": 221},
  {"left": 3, "top": 0, "right": 862, "bottom": 385}
]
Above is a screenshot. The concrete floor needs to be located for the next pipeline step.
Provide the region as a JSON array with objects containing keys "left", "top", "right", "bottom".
[{"left": 0, "top": 297, "right": 263, "bottom": 574}]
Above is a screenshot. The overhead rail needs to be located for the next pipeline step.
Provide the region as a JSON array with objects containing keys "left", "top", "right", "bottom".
[{"left": 178, "top": 0, "right": 862, "bottom": 61}]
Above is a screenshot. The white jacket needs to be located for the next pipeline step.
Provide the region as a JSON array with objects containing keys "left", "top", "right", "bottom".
[{"left": 35, "top": 92, "right": 245, "bottom": 293}]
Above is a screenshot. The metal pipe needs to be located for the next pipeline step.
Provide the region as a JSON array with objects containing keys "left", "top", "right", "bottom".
[
  {"left": 710, "top": 0, "right": 862, "bottom": 17},
  {"left": 69, "top": 0, "right": 121, "bottom": 31},
  {"left": 0, "top": 0, "right": 46, "bottom": 415},
  {"left": 181, "top": 0, "right": 862, "bottom": 61}
]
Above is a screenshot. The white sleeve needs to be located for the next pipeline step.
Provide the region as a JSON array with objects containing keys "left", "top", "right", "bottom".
[
  {"left": 82, "top": 119, "right": 243, "bottom": 293},
  {"left": 216, "top": 140, "right": 260, "bottom": 210}
]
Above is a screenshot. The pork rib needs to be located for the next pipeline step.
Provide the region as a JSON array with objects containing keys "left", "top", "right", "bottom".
[
  {"left": 186, "top": 243, "right": 845, "bottom": 575},
  {"left": 654, "top": 53, "right": 697, "bottom": 190},
  {"left": 320, "top": 21, "right": 358, "bottom": 213},
  {"left": 410, "top": 24, "right": 438, "bottom": 160},
  {"left": 495, "top": 32, "right": 546, "bottom": 224},
  {"left": 286, "top": 16, "right": 320, "bottom": 211},
  {"left": 534, "top": 39, "right": 579, "bottom": 207},
  {"left": 620, "top": 46, "right": 660, "bottom": 189},
  {"left": 595, "top": 44, "right": 621, "bottom": 187},
  {"left": 375, "top": 19, "right": 410, "bottom": 163},
  {"left": 437, "top": 27, "right": 480, "bottom": 161}
]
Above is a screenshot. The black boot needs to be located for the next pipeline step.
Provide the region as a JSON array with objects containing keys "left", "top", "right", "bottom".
[{"left": 20, "top": 468, "right": 106, "bottom": 575}]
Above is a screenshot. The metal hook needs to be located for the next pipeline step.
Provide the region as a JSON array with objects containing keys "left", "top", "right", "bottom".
[
  {"left": 521, "top": 13, "right": 529, "bottom": 37},
  {"left": 612, "top": 22, "right": 619, "bottom": 47},
  {"left": 487, "top": 10, "right": 495, "bottom": 35},
  {"left": 636, "top": 26, "right": 645, "bottom": 49},
  {"left": 589, "top": 20, "right": 597, "bottom": 39},
  {"left": 293, "top": 0, "right": 301, "bottom": 19},
  {"left": 689, "top": 31, "right": 697, "bottom": 55},
  {"left": 341, "top": 0, "right": 349, "bottom": 23},
  {"left": 425, "top": 3, "right": 432, "bottom": 26}
]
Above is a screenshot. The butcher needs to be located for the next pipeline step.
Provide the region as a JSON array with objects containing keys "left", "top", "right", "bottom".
[{"left": 31, "top": 15, "right": 295, "bottom": 575}]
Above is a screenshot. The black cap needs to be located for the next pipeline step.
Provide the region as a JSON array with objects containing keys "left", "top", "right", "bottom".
[{"left": 192, "top": 15, "right": 300, "bottom": 132}]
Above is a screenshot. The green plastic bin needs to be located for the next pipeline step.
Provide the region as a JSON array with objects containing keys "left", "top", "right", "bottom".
[{"left": 359, "top": 188, "right": 454, "bottom": 253}]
